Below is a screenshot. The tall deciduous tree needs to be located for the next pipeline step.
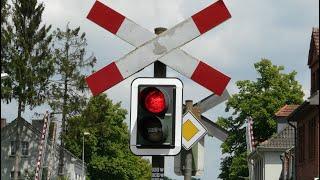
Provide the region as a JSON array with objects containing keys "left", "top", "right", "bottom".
[
  {"left": 217, "top": 59, "right": 303, "bottom": 180},
  {"left": 1, "top": 0, "right": 54, "bottom": 179},
  {"left": 48, "top": 24, "right": 96, "bottom": 176},
  {"left": 64, "top": 94, "right": 152, "bottom": 180}
]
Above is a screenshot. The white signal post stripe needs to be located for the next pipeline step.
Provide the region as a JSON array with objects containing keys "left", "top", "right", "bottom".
[{"left": 86, "top": 0, "right": 231, "bottom": 96}]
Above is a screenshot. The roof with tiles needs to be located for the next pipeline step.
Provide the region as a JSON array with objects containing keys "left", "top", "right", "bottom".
[
  {"left": 275, "top": 104, "right": 300, "bottom": 117},
  {"left": 313, "top": 27, "right": 319, "bottom": 55},
  {"left": 308, "top": 27, "right": 319, "bottom": 65},
  {"left": 258, "top": 125, "right": 295, "bottom": 149}
]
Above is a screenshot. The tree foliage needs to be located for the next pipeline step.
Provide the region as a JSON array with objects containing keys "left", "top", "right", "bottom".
[
  {"left": 1, "top": 1, "right": 54, "bottom": 179},
  {"left": 217, "top": 59, "right": 303, "bottom": 179},
  {"left": 1, "top": 0, "right": 9, "bottom": 22},
  {"left": 48, "top": 24, "right": 96, "bottom": 175},
  {"left": 1, "top": 0, "right": 11, "bottom": 64},
  {"left": 49, "top": 24, "right": 96, "bottom": 116},
  {"left": 64, "top": 94, "right": 151, "bottom": 180},
  {"left": 1, "top": 0, "right": 54, "bottom": 118}
]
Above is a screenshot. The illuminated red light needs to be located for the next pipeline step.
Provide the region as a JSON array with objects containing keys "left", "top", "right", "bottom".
[{"left": 143, "top": 89, "right": 166, "bottom": 113}]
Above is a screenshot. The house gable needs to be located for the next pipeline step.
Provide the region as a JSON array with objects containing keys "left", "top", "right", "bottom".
[{"left": 308, "top": 27, "right": 319, "bottom": 67}]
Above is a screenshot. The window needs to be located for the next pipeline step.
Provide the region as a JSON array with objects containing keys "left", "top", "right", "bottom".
[
  {"left": 10, "top": 171, "right": 21, "bottom": 179},
  {"left": 298, "top": 125, "right": 305, "bottom": 163},
  {"left": 10, "top": 141, "right": 16, "bottom": 156},
  {"left": 309, "top": 117, "right": 316, "bottom": 159},
  {"left": 316, "top": 69, "right": 319, "bottom": 90},
  {"left": 311, "top": 69, "right": 319, "bottom": 94},
  {"left": 10, "top": 141, "right": 29, "bottom": 156},
  {"left": 21, "top": 141, "right": 29, "bottom": 156},
  {"left": 75, "top": 174, "right": 83, "bottom": 180},
  {"left": 312, "top": 72, "right": 316, "bottom": 93},
  {"left": 254, "top": 158, "right": 264, "bottom": 180}
]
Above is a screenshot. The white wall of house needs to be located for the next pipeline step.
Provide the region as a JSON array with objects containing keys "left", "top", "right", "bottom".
[
  {"left": 1, "top": 124, "right": 39, "bottom": 179},
  {"left": 1, "top": 121, "right": 85, "bottom": 180},
  {"left": 250, "top": 150, "right": 285, "bottom": 180},
  {"left": 264, "top": 151, "right": 283, "bottom": 180}
]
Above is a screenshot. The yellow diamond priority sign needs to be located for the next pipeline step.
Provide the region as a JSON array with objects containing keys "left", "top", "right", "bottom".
[
  {"left": 182, "top": 111, "right": 207, "bottom": 150},
  {"left": 183, "top": 120, "right": 199, "bottom": 141}
]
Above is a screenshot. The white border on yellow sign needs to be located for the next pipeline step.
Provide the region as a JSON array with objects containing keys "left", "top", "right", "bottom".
[{"left": 182, "top": 111, "right": 207, "bottom": 150}]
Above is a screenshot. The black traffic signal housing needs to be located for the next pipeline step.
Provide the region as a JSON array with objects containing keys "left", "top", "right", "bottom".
[{"left": 130, "top": 78, "right": 182, "bottom": 156}]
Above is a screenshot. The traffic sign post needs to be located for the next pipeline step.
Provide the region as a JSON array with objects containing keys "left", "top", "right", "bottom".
[
  {"left": 174, "top": 137, "right": 205, "bottom": 176},
  {"left": 175, "top": 92, "right": 230, "bottom": 177},
  {"left": 183, "top": 100, "right": 201, "bottom": 180}
]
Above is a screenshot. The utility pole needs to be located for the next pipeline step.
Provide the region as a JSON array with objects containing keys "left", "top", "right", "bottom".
[
  {"left": 13, "top": 118, "right": 22, "bottom": 180},
  {"left": 151, "top": 27, "right": 167, "bottom": 180},
  {"left": 82, "top": 132, "right": 90, "bottom": 180}
]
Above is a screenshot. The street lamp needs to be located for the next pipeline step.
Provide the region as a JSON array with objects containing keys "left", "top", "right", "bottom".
[{"left": 82, "top": 132, "right": 90, "bottom": 180}]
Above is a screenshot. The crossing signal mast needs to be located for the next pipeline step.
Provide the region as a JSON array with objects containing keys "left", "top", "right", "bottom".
[{"left": 130, "top": 78, "right": 183, "bottom": 156}]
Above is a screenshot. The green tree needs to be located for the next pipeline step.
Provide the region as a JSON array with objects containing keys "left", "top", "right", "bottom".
[
  {"left": 1, "top": 0, "right": 54, "bottom": 117},
  {"left": 48, "top": 24, "right": 96, "bottom": 175},
  {"left": 1, "top": 0, "right": 9, "bottom": 23},
  {"left": 1, "top": 0, "right": 11, "bottom": 98},
  {"left": 64, "top": 94, "right": 151, "bottom": 180},
  {"left": 1, "top": 0, "right": 11, "bottom": 68},
  {"left": 1, "top": 0, "right": 54, "bottom": 179},
  {"left": 217, "top": 59, "right": 303, "bottom": 180}
]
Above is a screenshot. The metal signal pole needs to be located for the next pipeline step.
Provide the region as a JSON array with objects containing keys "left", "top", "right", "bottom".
[
  {"left": 184, "top": 101, "right": 193, "bottom": 180},
  {"left": 151, "top": 27, "right": 167, "bottom": 180}
]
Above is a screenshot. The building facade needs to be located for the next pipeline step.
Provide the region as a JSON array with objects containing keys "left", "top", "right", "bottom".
[
  {"left": 1, "top": 118, "right": 86, "bottom": 180},
  {"left": 286, "top": 27, "right": 319, "bottom": 180},
  {"left": 247, "top": 124, "right": 295, "bottom": 180},
  {"left": 247, "top": 104, "right": 299, "bottom": 180}
]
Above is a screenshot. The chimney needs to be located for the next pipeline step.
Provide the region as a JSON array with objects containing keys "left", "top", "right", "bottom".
[
  {"left": 48, "top": 122, "right": 57, "bottom": 142},
  {"left": 1, "top": 118, "right": 7, "bottom": 129},
  {"left": 32, "top": 119, "right": 44, "bottom": 131}
]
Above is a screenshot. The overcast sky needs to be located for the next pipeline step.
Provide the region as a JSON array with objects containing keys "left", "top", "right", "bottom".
[{"left": 1, "top": 0, "right": 319, "bottom": 179}]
